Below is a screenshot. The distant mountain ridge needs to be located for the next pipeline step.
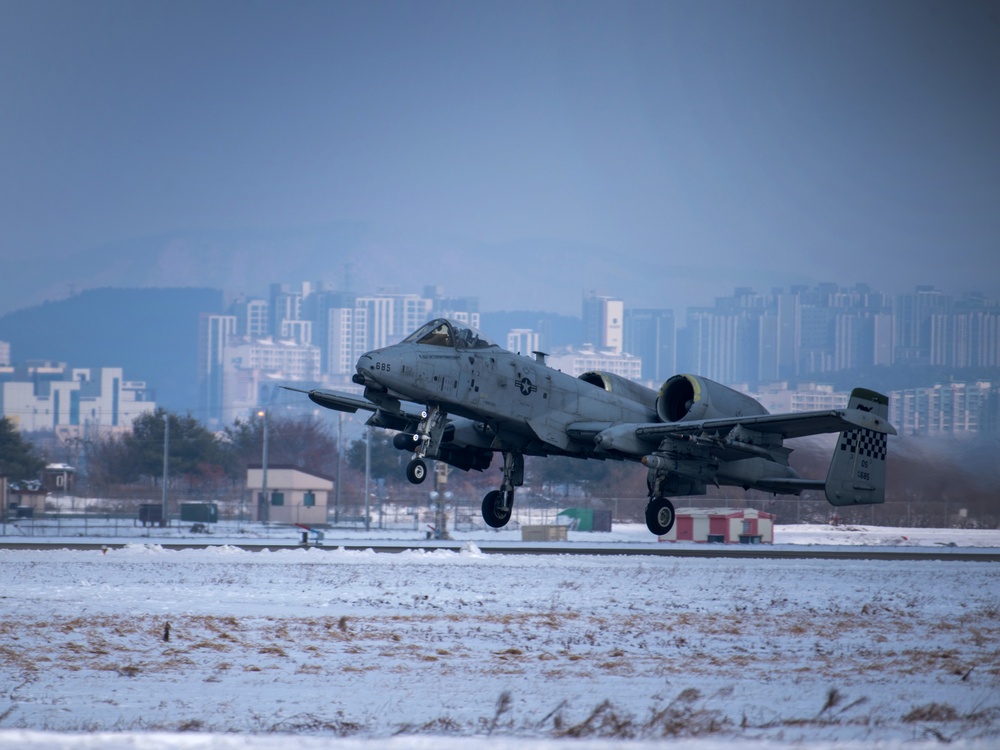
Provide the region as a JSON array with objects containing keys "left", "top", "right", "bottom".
[
  {"left": 0, "top": 288, "right": 223, "bottom": 412},
  {"left": 0, "top": 220, "right": 762, "bottom": 318}
]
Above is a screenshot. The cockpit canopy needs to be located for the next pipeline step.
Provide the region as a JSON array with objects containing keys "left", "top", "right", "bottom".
[{"left": 402, "top": 318, "right": 499, "bottom": 350}]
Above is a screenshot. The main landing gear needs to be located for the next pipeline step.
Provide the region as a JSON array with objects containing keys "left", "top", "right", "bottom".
[
  {"left": 402, "top": 405, "right": 523, "bottom": 530},
  {"left": 481, "top": 451, "right": 523, "bottom": 529},
  {"left": 644, "top": 496, "right": 676, "bottom": 536},
  {"left": 482, "top": 490, "right": 512, "bottom": 528}
]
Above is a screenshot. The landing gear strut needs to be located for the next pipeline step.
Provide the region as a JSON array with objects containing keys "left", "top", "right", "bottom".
[
  {"left": 406, "top": 406, "right": 446, "bottom": 485},
  {"left": 481, "top": 451, "right": 523, "bottom": 528}
]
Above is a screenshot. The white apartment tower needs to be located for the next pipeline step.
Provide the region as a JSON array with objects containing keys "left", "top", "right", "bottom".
[
  {"left": 507, "top": 329, "right": 541, "bottom": 356},
  {"left": 0, "top": 363, "right": 155, "bottom": 434}
]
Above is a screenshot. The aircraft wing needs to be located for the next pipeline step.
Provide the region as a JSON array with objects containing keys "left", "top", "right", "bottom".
[
  {"left": 280, "top": 386, "right": 375, "bottom": 414},
  {"left": 593, "top": 407, "right": 895, "bottom": 455},
  {"left": 635, "top": 407, "right": 896, "bottom": 442}
]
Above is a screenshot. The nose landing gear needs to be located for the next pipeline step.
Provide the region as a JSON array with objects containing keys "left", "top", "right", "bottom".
[
  {"left": 406, "top": 458, "right": 427, "bottom": 484},
  {"left": 406, "top": 406, "right": 446, "bottom": 485}
]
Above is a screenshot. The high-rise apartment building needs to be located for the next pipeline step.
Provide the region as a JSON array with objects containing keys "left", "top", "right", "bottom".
[
  {"left": 0, "top": 362, "right": 155, "bottom": 434},
  {"left": 222, "top": 338, "right": 322, "bottom": 417},
  {"left": 546, "top": 347, "right": 642, "bottom": 380},
  {"left": 507, "top": 329, "right": 541, "bottom": 356},
  {"left": 928, "top": 295, "right": 1000, "bottom": 368},
  {"left": 583, "top": 291, "right": 624, "bottom": 353},
  {"left": 894, "top": 286, "right": 951, "bottom": 365},
  {"left": 198, "top": 283, "right": 479, "bottom": 420},
  {"left": 269, "top": 283, "right": 307, "bottom": 342},
  {"left": 624, "top": 309, "right": 675, "bottom": 384},
  {"left": 430, "top": 289, "right": 480, "bottom": 330},
  {"left": 198, "top": 314, "right": 237, "bottom": 423},
  {"left": 677, "top": 284, "right": 896, "bottom": 386},
  {"left": 354, "top": 292, "right": 434, "bottom": 352},
  {"left": 231, "top": 297, "right": 269, "bottom": 338},
  {"left": 891, "top": 381, "right": 998, "bottom": 435}
]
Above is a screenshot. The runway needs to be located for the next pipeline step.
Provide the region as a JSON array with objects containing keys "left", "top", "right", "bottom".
[{"left": 1, "top": 538, "right": 998, "bottom": 561}]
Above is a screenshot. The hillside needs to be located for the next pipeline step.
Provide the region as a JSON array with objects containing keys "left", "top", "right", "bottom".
[{"left": 0, "top": 288, "right": 223, "bottom": 412}]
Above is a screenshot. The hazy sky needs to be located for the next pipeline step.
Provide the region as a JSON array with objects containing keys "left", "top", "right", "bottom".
[{"left": 2, "top": 0, "right": 999, "bottom": 303}]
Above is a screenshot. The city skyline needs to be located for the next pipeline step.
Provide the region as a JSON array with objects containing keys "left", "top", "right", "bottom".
[
  {"left": 2, "top": 279, "right": 999, "bottom": 438},
  {"left": 194, "top": 279, "right": 1000, "bottom": 432}
]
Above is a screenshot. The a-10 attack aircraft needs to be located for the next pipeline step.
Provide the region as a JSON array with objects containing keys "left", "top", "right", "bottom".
[{"left": 285, "top": 318, "right": 896, "bottom": 536}]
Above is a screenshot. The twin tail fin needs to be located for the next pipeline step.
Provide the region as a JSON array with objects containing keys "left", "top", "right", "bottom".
[{"left": 825, "top": 388, "right": 892, "bottom": 507}]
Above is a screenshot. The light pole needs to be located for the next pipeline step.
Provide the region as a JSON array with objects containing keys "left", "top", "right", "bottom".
[
  {"left": 335, "top": 412, "right": 343, "bottom": 524},
  {"left": 364, "top": 425, "right": 371, "bottom": 532},
  {"left": 161, "top": 413, "right": 170, "bottom": 527},
  {"left": 432, "top": 462, "right": 452, "bottom": 540},
  {"left": 258, "top": 409, "right": 269, "bottom": 525}
]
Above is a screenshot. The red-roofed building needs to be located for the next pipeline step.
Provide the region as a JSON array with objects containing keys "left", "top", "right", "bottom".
[{"left": 660, "top": 507, "right": 775, "bottom": 544}]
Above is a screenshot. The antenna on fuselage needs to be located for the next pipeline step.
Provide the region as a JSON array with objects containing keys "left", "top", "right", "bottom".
[{"left": 532, "top": 351, "right": 548, "bottom": 365}]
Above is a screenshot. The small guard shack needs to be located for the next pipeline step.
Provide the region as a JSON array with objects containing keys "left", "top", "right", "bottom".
[
  {"left": 558, "top": 508, "right": 612, "bottom": 532},
  {"left": 659, "top": 507, "right": 775, "bottom": 544},
  {"left": 246, "top": 465, "right": 333, "bottom": 526}
]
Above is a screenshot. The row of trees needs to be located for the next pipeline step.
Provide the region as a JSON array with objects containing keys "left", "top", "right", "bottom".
[
  {"left": 1, "top": 417, "right": 46, "bottom": 482},
  {"left": 3, "top": 411, "right": 338, "bottom": 500},
  {"left": 6, "top": 409, "right": 632, "bottom": 511},
  {"left": 80, "top": 410, "right": 339, "bottom": 498},
  {"left": 6, "top": 412, "right": 998, "bottom": 526}
]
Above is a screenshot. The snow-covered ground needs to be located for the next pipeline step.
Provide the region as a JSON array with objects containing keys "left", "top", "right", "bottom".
[{"left": 1, "top": 525, "right": 998, "bottom": 749}]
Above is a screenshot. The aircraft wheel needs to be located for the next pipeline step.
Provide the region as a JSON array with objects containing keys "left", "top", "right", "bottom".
[
  {"left": 482, "top": 490, "right": 512, "bottom": 528},
  {"left": 406, "top": 458, "right": 427, "bottom": 485},
  {"left": 645, "top": 496, "right": 675, "bottom": 535}
]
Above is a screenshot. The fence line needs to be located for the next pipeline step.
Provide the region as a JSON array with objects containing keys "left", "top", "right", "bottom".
[{"left": 3, "top": 493, "right": 994, "bottom": 540}]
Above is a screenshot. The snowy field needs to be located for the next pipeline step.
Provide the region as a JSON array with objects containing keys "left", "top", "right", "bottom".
[
  {"left": 5, "top": 517, "right": 1000, "bottom": 550},
  {"left": 1, "top": 525, "right": 998, "bottom": 750}
]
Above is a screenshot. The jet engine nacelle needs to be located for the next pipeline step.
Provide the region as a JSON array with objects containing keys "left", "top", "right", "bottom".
[
  {"left": 579, "top": 370, "right": 659, "bottom": 413},
  {"left": 656, "top": 374, "right": 769, "bottom": 423}
]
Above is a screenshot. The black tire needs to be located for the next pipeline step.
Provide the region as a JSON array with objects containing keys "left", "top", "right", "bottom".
[
  {"left": 482, "top": 490, "right": 512, "bottom": 528},
  {"left": 406, "top": 458, "right": 427, "bottom": 485},
  {"left": 645, "top": 496, "right": 675, "bottom": 535}
]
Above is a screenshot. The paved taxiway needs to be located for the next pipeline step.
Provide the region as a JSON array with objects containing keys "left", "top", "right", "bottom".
[{"left": 1, "top": 539, "right": 997, "bottom": 561}]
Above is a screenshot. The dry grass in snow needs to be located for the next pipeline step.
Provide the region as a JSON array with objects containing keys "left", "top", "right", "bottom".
[{"left": 0, "top": 545, "right": 998, "bottom": 743}]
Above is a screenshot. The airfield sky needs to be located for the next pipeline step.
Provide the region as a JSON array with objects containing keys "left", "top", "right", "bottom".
[{"left": 2, "top": 0, "right": 999, "bottom": 304}]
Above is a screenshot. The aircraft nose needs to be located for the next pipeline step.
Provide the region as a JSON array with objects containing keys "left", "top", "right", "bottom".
[{"left": 352, "top": 351, "right": 377, "bottom": 386}]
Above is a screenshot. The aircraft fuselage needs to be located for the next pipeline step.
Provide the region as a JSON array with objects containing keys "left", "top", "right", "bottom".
[{"left": 357, "top": 340, "right": 656, "bottom": 457}]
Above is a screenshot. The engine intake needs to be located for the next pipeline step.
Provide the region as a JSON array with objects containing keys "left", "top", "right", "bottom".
[{"left": 656, "top": 374, "right": 768, "bottom": 423}]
